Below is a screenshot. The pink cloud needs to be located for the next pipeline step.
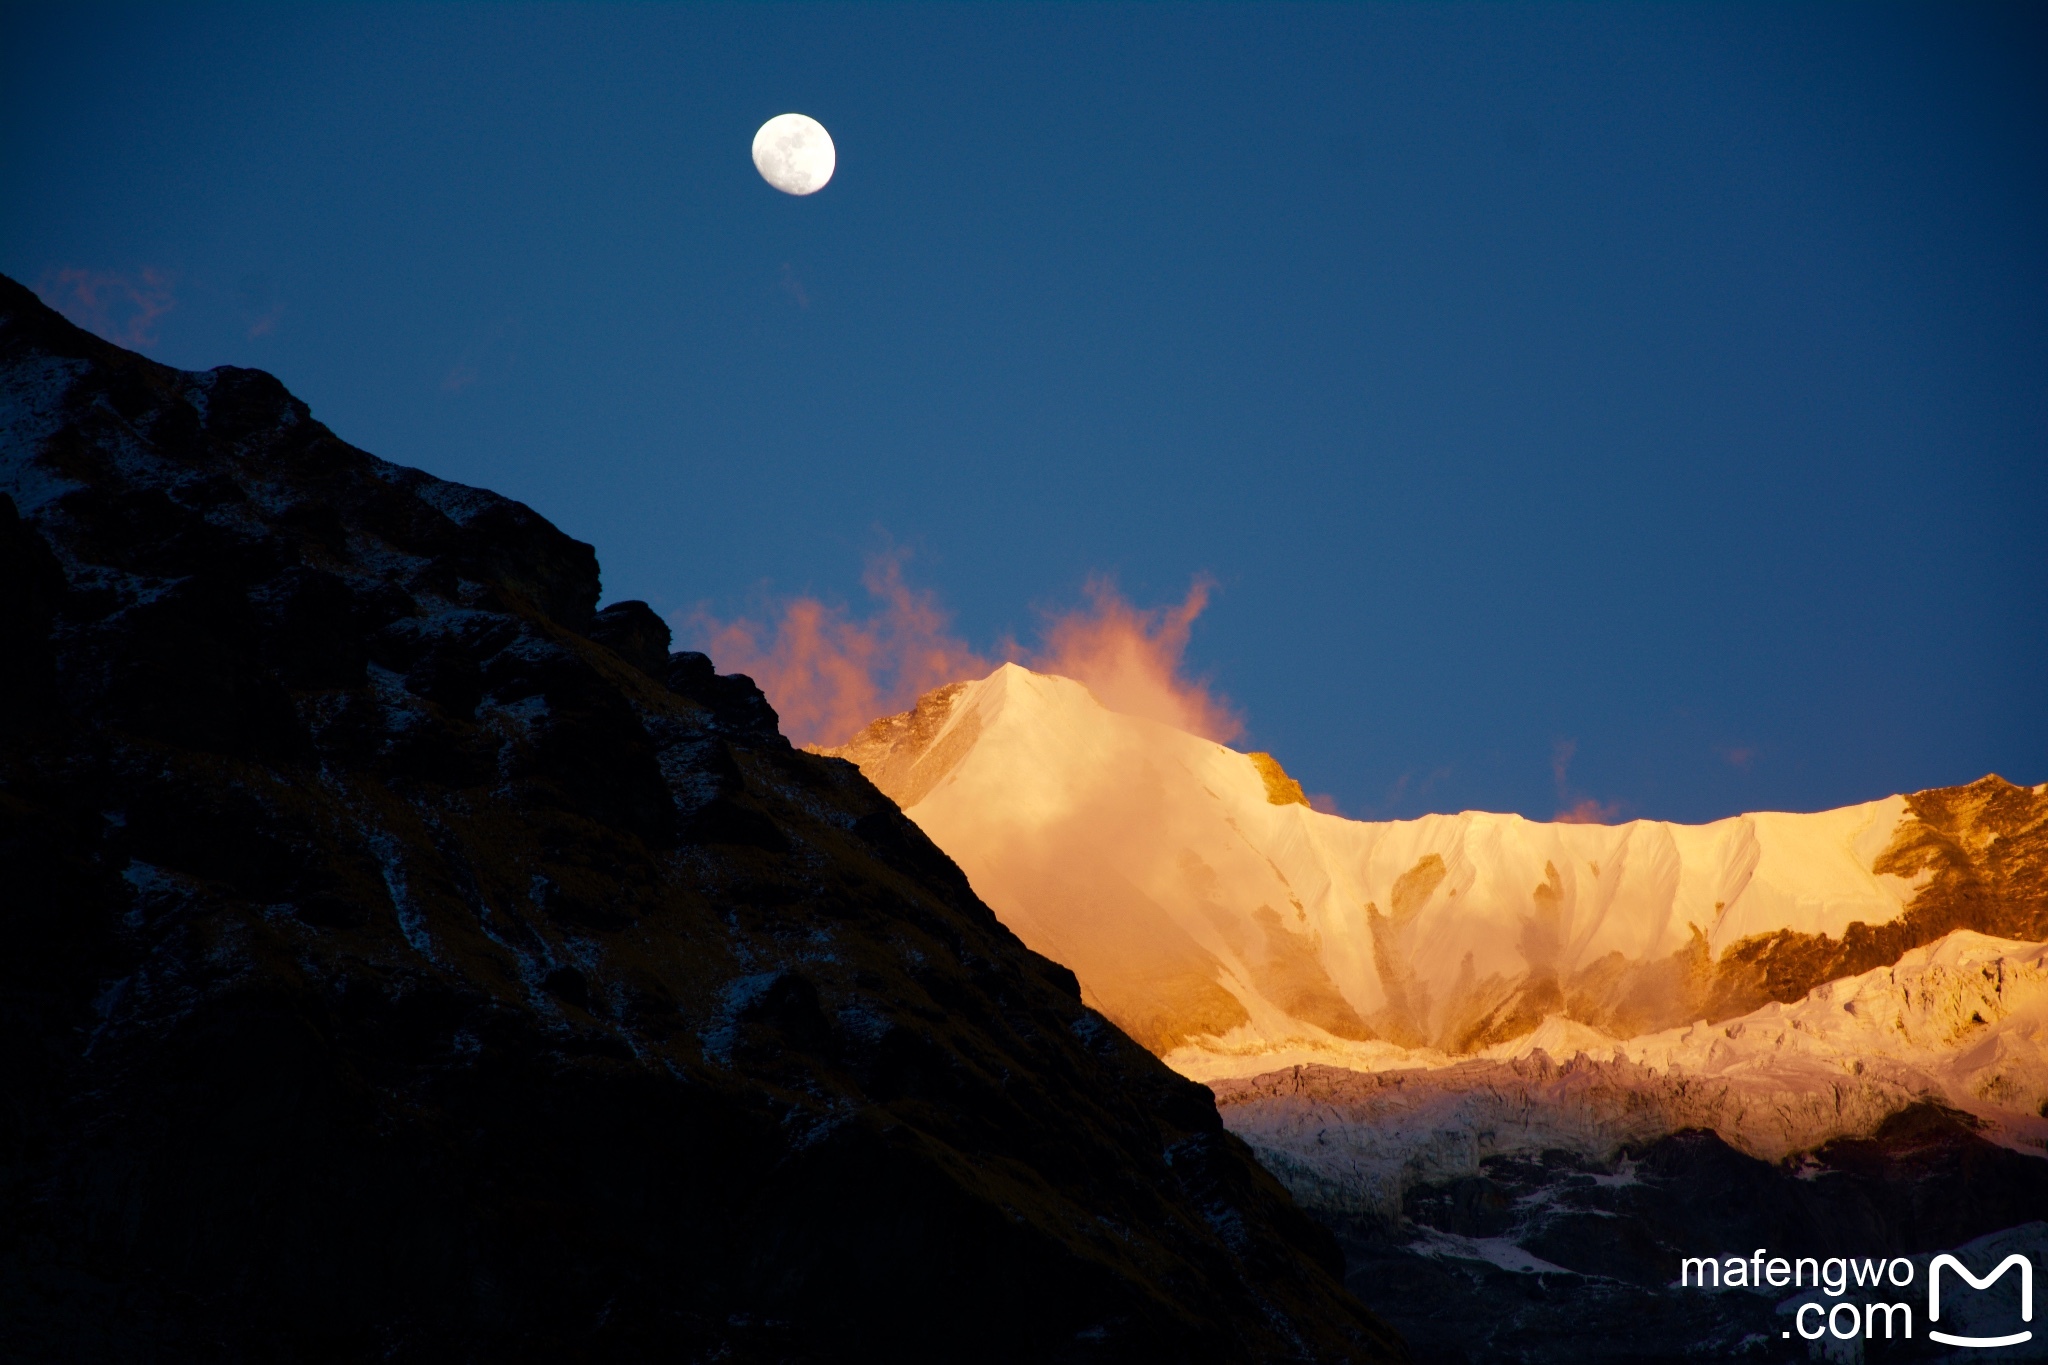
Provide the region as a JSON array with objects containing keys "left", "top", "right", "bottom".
[
  {"left": 1554, "top": 797, "right": 1625, "bottom": 824},
  {"left": 1549, "top": 736, "right": 1625, "bottom": 824},
  {"left": 1550, "top": 738, "right": 1577, "bottom": 790},
  {"left": 36, "top": 266, "right": 176, "bottom": 349},
  {"left": 1030, "top": 575, "right": 1242, "bottom": 744},
  {"left": 681, "top": 556, "right": 1239, "bottom": 748},
  {"left": 682, "top": 550, "right": 990, "bottom": 748},
  {"left": 779, "top": 262, "right": 810, "bottom": 309}
]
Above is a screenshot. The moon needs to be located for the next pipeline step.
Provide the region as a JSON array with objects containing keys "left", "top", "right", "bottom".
[{"left": 752, "top": 114, "right": 835, "bottom": 196}]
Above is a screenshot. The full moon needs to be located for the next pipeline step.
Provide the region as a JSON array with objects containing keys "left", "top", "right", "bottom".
[{"left": 752, "top": 113, "right": 835, "bottom": 196}]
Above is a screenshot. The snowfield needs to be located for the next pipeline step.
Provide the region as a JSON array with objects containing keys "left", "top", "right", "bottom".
[{"left": 824, "top": 664, "right": 2048, "bottom": 1189}]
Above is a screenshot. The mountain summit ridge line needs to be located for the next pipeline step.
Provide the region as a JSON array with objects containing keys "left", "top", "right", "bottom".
[{"left": 820, "top": 663, "right": 2047, "bottom": 1070}]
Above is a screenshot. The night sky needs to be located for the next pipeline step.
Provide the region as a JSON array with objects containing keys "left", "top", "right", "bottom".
[{"left": 4, "top": 2, "right": 2042, "bottom": 823}]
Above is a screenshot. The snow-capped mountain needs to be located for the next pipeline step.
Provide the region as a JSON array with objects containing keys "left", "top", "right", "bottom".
[
  {"left": 821, "top": 664, "right": 2046, "bottom": 1081},
  {"left": 824, "top": 663, "right": 2048, "bottom": 1361},
  {"left": 1215, "top": 930, "right": 2048, "bottom": 1220}
]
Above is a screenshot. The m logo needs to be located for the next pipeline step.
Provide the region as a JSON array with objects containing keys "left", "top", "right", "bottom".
[{"left": 1929, "top": 1252, "right": 2034, "bottom": 1349}]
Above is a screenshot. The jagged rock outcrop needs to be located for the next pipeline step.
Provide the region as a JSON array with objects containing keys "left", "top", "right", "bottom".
[{"left": 0, "top": 274, "right": 1403, "bottom": 1364}]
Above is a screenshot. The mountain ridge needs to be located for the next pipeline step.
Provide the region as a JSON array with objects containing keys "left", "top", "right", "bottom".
[
  {"left": 0, "top": 274, "right": 1401, "bottom": 1363},
  {"left": 822, "top": 664, "right": 2046, "bottom": 1068},
  {"left": 825, "top": 663, "right": 2048, "bottom": 1363}
]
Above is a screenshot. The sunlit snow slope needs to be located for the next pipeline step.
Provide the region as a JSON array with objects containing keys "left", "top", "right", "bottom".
[
  {"left": 1214, "top": 931, "right": 2048, "bottom": 1216},
  {"left": 822, "top": 665, "right": 2048, "bottom": 1082}
]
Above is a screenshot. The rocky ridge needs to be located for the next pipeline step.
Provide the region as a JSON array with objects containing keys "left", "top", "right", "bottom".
[{"left": 0, "top": 274, "right": 1401, "bottom": 1363}]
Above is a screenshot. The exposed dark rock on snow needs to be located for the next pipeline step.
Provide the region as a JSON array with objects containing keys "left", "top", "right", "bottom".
[
  {"left": 820, "top": 664, "right": 2048, "bottom": 1071},
  {"left": 1710, "top": 775, "right": 2048, "bottom": 1014},
  {"left": 1322, "top": 1104, "right": 2048, "bottom": 1364},
  {"left": 0, "top": 274, "right": 1402, "bottom": 1364}
]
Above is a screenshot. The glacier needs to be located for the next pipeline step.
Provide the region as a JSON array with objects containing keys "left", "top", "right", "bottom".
[
  {"left": 821, "top": 652, "right": 2048, "bottom": 1362},
  {"left": 821, "top": 663, "right": 2048, "bottom": 1184}
]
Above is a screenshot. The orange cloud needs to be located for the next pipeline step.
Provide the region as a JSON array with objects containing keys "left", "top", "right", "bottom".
[
  {"left": 36, "top": 267, "right": 175, "bottom": 349},
  {"left": 1550, "top": 738, "right": 1577, "bottom": 790},
  {"left": 680, "top": 558, "right": 1239, "bottom": 748},
  {"left": 1031, "top": 576, "right": 1241, "bottom": 743},
  {"left": 682, "top": 552, "right": 990, "bottom": 748},
  {"left": 779, "top": 262, "right": 809, "bottom": 309},
  {"left": 1549, "top": 737, "right": 1624, "bottom": 824}
]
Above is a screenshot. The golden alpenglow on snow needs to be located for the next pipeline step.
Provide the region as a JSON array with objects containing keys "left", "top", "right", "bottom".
[{"left": 821, "top": 664, "right": 2048, "bottom": 1146}]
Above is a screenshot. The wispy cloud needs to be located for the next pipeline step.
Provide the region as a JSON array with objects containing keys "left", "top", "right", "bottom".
[
  {"left": 679, "top": 553, "right": 1238, "bottom": 748},
  {"left": 1550, "top": 736, "right": 1625, "bottom": 823},
  {"left": 1550, "top": 738, "right": 1577, "bottom": 791},
  {"left": 36, "top": 266, "right": 176, "bottom": 349},
  {"left": 237, "top": 273, "right": 285, "bottom": 339},
  {"left": 1030, "top": 575, "right": 1242, "bottom": 744},
  {"left": 1355, "top": 764, "right": 1456, "bottom": 820},
  {"left": 441, "top": 316, "right": 523, "bottom": 395},
  {"left": 684, "top": 548, "right": 987, "bottom": 747},
  {"left": 779, "top": 262, "right": 810, "bottom": 309},
  {"left": 1554, "top": 797, "right": 1624, "bottom": 824}
]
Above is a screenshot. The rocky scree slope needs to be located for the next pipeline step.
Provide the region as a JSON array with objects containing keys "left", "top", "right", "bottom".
[{"left": 0, "top": 275, "right": 1402, "bottom": 1364}]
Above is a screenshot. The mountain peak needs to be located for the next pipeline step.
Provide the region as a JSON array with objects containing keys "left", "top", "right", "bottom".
[
  {"left": 828, "top": 665, "right": 2047, "bottom": 1076},
  {"left": 0, "top": 275, "right": 1400, "bottom": 1363}
]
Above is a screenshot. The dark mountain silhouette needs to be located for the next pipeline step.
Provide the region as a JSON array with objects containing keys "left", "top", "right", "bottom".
[{"left": 0, "top": 274, "right": 1403, "bottom": 1364}]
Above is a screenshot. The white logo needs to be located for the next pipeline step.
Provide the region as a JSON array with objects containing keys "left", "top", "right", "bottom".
[{"left": 1929, "top": 1252, "right": 2034, "bottom": 1349}]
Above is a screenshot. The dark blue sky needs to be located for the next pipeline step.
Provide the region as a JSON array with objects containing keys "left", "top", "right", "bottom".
[{"left": 4, "top": 2, "right": 2042, "bottom": 823}]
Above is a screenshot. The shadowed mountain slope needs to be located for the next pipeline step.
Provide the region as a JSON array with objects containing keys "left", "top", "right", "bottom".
[{"left": 0, "top": 274, "right": 1402, "bottom": 1364}]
